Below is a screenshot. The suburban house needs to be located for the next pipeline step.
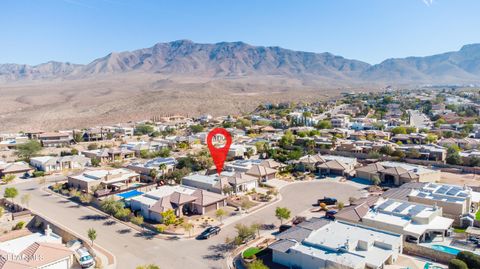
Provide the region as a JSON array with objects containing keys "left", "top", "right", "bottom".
[
  {"left": 127, "top": 157, "right": 177, "bottom": 181},
  {"left": 355, "top": 161, "right": 440, "bottom": 186},
  {"left": 0, "top": 161, "right": 34, "bottom": 178},
  {"left": 269, "top": 218, "right": 402, "bottom": 269},
  {"left": 120, "top": 141, "right": 169, "bottom": 156},
  {"left": 37, "top": 132, "right": 72, "bottom": 147},
  {"left": 336, "top": 198, "right": 454, "bottom": 243},
  {"left": 409, "top": 183, "right": 473, "bottom": 222},
  {"left": 227, "top": 144, "right": 257, "bottom": 159},
  {"left": 81, "top": 148, "right": 135, "bottom": 163},
  {"left": 0, "top": 135, "right": 28, "bottom": 150},
  {"left": 30, "top": 155, "right": 91, "bottom": 173},
  {"left": 67, "top": 168, "right": 140, "bottom": 193},
  {"left": 396, "top": 144, "right": 447, "bottom": 162},
  {"left": 0, "top": 226, "right": 74, "bottom": 269},
  {"left": 182, "top": 172, "right": 258, "bottom": 194},
  {"left": 130, "top": 185, "right": 226, "bottom": 222},
  {"left": 316, "top": 155, "right": 357, "bottom": 177},
  {"left": 330, "top": 114, "right": 350, "bottom": 128},
  {"left": 245, "top": 164, "right": 277, "bottom": 182}
]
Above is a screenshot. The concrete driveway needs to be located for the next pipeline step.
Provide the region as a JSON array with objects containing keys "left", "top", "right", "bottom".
[{"left": 1, "top": 178, "right": 363, "bottom": 269}]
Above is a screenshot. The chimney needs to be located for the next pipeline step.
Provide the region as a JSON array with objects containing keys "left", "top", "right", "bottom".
[{"left": 45, "top": 224, "right": 52, "bottom": 238}]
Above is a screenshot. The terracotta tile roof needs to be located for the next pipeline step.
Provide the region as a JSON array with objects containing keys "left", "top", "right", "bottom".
[
  {"left": 0, "top": 242, "right": 72, "bottom": 269},
  {"left": 169, "top": 192, "right": 197, "bottom": 205},
  {"left": 381, "top": 166, "right": 409, "bottom": 176},
  {"left": 246, "top": 164, "right": 277, "bottom": 177},
  {"left": 192, "top": 189, "right": 226, "bottom": 206},
  {"left": 355, "top": 163, "right": 385, "bottom": 173},
  {"left": 317, "top": 160, "right": 349, "bottom": 170}
]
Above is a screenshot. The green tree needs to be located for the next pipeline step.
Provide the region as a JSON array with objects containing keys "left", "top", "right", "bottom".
[
  {"left": 4, "top": 187, "right": 19, "bottom": 203},
  {"left": 159, "top": 163, "right": 168, "bottom": 182},
  {"left": 275, "top": 207, "right": 291, "bottom": 225},
  {"left": 316, "top": 120, "right": 332, "bottom": 129},
  {"left": 456, "top": 251, "right": 480, "bottom": 269},
  {"left": 448, "top": 259, "right": 468, "bottom": 269},
  {"left": 135, "top": 124, "right": 155, "bottom": 135},
  {"left": 248, "top": 260, "right": 269, "bottom": 269},
  {"left": 100, "top": 197, "right": 124, "bottom": 216},
  {"left": 161, "top": 209, "right": 177, "bottom": 225},
  {"left": 1, "top": 174, "right": 15, "bottom": 184},
  {"left": 91, "top": 157, "right": 101, "bottom": 167},
  {"left": 189, "top": 124, "right": 204, "bottom": 133},
  {"left": 234, "top": 223, "right": 255, "bottom": 245},
  {"left": 79, "top": 193, "right": 93, "bottom": 204},
  {"left": 279, "top": 131, "right": 295, "bottom": 148},
  {"left": 215, "top": 208, "right": 227, "bottom": 224},
  {"left": 71, "top": 148, "right": 79, "bottom": 155},
  {"left": 87, "top": 228, "right": 97, "bottom": 246},
  {"left": 73, "top": 132, "right": 83, "bottom": 143},
  {"left": 251, "top": 223, "right": 262, "bottom": 237},
  {"left": 16, "top": 140, "right": 42, "bottom": 160},
  {"left": 0, "top": 207, "right": 4, "bottom": 218},
  {"left": 131, "top": 215, "right": 144, "bottom": 228},
  {"left": 391, "top": 126, "right": 407, "bottom": 135},
  {"left": 114, "top": 207, "right": 132, "bottom": 221},
  {"left": 379, "top": 146, "right": 394, "bottom": 156}
]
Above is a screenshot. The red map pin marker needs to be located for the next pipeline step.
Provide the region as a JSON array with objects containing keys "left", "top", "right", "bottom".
[{"left": 207, "top": 128, "right": 232, "bottom": 175}]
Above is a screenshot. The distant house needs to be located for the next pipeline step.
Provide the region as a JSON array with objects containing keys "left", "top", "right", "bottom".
[
  {"left": 336, "top": 198, "right": 453, "bottom": 243},
  {"left": 82, "top": 148, "right": 135, "bottom": 163},
  {"left": 68, "top": 168, "right": 140, "bottom": 193},
  {"left": 120, "top": 141, "right": 168, "bottom": 156},
  {"left": 127, "top": 157, "right": 177, "bottom": 181},
  {"left": 246, "top": 164, "right": 277, "bottom": 182},
  {"left": 182, "top": 172, "right": 258, "bottom": 194},
  {"left": 37, "top": 132, "right": 72, "bottom": 147},
  {"left": 0, "top": 161, "right": 34, "bottom": 178},
  {"left": 227, "top": 144, "right": 257, "bottom": 159},
  {"left": 269, "top": 219, "right": 402, "bottom": 269},
  {"left": 355, "top": 161, "right": 440, "bottom": 186},
  {"left": 30, "top": 155, "right": 91, "bottom": 173},
  {"left": 130, "top": 185, "right": 226, "bottom": 222},
  {"left": 0, "top": 226, "right": 74, "bottom": 269}
]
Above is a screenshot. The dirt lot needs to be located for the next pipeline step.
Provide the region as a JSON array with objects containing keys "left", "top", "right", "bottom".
[
  {"left": 0, "top": 73, "right": 377, "bottom": 132},
  {"left": 440, "top": 171, "right": 480, "bottom": 187}
]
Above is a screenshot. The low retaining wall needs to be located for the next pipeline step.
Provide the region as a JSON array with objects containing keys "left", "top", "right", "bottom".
[{"left": 403, "top": 242, "right": 454, "bottom": 264}]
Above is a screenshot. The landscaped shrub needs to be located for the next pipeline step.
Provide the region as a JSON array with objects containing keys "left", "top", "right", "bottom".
[
  {"left": 457, "top": 251, "right": 480, "bottom": 269},
  {"left": 449, "top": 259, "right": 468, "bottom": 269},
  {"left": 243, "top": 247, "right": 261, "bottom": 259},
  {"left": 13, "top": 221, "right": 25, "bottom": 230},
  {"left": 32, "top": 171, "right": 45, "bottom": 177}
]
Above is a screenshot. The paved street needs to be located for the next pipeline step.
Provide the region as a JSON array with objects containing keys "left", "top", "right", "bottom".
[
  {"left": 2, "top": 179, "right": 363, "bottom": 269},
  {"left": 408, "top": 109, "right": 432, "bottom": 129}
]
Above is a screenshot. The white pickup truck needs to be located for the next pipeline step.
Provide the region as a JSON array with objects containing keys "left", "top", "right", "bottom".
[{"left": 67, "top": 240, "right": 96, "bottom": 268}]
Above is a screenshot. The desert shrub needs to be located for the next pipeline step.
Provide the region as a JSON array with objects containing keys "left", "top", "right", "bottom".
[{"left": 13, "top": 221, "right": 25, "bottom": 230}]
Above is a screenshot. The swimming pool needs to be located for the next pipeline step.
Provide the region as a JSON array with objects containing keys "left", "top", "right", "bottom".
[
  {"left": 117, "top": 189, "right": 144, "bottom": 199},
  {"left": 430, "top": 244, "right": 462, "bottom": 255}
]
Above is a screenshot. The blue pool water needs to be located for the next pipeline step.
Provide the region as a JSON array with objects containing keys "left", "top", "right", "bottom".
[
  {"left": 430, "top": 244, "right": 461, "bottom": 255},
  {"left": 117, "top": 189, "right": 144, "bottom": 199}
]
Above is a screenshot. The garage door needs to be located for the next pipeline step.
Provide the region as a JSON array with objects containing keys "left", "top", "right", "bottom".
[{"left": 204, "top": 203, "right": 217, "bottom": 213}]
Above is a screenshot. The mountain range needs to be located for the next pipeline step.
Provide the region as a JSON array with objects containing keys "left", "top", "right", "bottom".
[{"left": 2, "top": 40, "right": 480, "bottom": 85}]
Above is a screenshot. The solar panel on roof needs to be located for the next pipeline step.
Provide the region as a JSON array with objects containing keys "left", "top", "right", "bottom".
[
  {"left": 446, "top": 188, "right": 461, "bottom": 196},
  {"left": 408, "top": 205, "right": 426, "bottom": 216},
  {"left": 436, "top": 186, "right": 449, "bottom": 194},
  {"left": 393, "top": 202, "right": 410, "bottom": 213},
  {"left": 417, "top": 192, "right": 428, "bottom": 198},
  {"left": 377, "top": 199, "right": 395, "bottom": 211},
  {"left": 458, "top": 192, "right": 469, "bottom": 198}
]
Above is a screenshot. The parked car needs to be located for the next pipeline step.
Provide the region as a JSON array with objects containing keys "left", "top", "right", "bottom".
[
  {"left": 318, "top": 197, "right": 337, "bottom": 206},
  {"left": 76, "top": 247, "right": 95, "bottom": 268},
  {"left": 325, "top": 210, "right": 337, "bottom": 220},
  {"left": 279, "top": 224, "right": 292, "bottom": 232},
  {"left": 198, "top": 226, "right": 221, "bottom": 239}
]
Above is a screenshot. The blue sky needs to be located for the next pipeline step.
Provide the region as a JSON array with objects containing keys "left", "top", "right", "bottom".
[{"left": 1, "top": 0, "right": 480, "bottom": 65}]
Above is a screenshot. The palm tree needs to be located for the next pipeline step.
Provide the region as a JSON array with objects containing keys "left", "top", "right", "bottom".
[{"left": 159, "top": 163, "right": 167, "bottom": 183}]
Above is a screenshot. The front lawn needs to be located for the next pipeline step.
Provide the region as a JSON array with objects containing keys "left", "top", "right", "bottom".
[
  {"left": 243, "top": 247, "right": 261, "bottom": 259},
  {"left": 454, "top": 227, "right": 467, "bottom": 233},
  {"left": 476, "top": 209, "right": 480, "bottom": 221}
]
